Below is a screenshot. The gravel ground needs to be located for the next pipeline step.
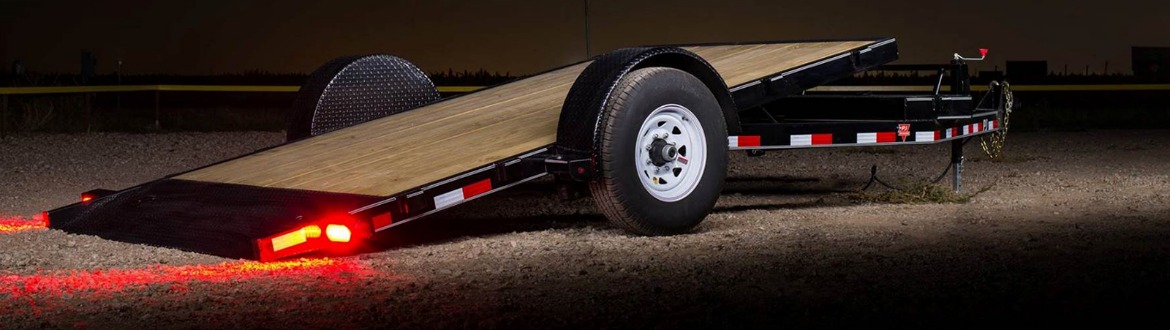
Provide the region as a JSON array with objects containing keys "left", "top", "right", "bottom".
[{"left": 1, "top": 130, "right": 1169, "bottom": 328}]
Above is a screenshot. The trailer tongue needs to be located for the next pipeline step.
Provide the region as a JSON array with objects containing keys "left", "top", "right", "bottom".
[{"left": 46, "top": 38, "right": 1011, "bottom": 261}]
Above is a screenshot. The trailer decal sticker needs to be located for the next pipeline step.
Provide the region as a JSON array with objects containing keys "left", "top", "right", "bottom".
[{"left": 897, "top": 124, "right": 911, "bottom": 141}]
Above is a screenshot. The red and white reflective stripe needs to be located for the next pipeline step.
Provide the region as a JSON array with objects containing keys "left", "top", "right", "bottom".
[
  {"left": 790, "top": 134, "right": 832, "bottom": 146},
  {"left": 728, "top": 135, "right": 761, "bottom": 147},
  {"left": 961, "top": 122, "right": 982, "bottom": 135},
  {"left": 433, "top": 178, "right": 493, "bottom": 209},
  {"left": 731, "top": 120, "right": 997, "bottom": 148},
  {"left": 856, "top": 132, "right": 897, "bottom": 144}
]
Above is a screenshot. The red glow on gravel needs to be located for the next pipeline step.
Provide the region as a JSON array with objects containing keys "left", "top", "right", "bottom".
[
  {"left": 0, "top": 215, "right": 46, "bottom": 234},
  {"left": 0, "top": 258, "right": 371, "bottom": 299}
]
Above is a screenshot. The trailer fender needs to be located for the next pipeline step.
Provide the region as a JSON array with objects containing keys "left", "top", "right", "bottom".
[
  {"left": 287, "top": 54, "right": 440, "bottom": 141},
  {"left": 556, "top": 47, "right": 740, "bottom": 162}
]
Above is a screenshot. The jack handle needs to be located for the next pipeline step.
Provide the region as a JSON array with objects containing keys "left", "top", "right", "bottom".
[{"left": 954, "top": 48, "right": 989, "bottom": 62}]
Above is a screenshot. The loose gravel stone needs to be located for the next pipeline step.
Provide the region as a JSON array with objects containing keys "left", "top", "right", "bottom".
[{"left": 0, "top": 130, "right": 1168, "bottom": 328}]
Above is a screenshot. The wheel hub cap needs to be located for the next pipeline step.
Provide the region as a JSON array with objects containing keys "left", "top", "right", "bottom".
[
  {"left": 649, "top": 139, "right": 677, "bottom": 166},
  {"left": 634, "top": 104, "right": 707, "bottom": 202}
]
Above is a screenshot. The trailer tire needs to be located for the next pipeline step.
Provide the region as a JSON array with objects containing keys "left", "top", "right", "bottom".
[{"left": 590, "top": 67, "right": 728, "bottom": 235}]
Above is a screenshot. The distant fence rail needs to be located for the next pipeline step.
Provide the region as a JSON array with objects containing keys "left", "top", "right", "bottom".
[
  {"left": 3, "top": 84, "right": 1170, "bottom": 95},
  {"left": 0, "top": 85, "right": 482, "bottom": 95},
  {"left": 2, "top": 84, "right": 1169, "bottom": 137},
  {"left": 808, "top": 84, "right": 1170, "bottom": 92}
]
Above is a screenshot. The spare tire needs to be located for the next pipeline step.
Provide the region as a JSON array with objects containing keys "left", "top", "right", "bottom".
[{"left": 287, "top": 55, "right": 440, "bottom": 141}]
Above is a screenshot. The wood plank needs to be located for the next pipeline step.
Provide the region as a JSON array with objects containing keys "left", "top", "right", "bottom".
[
  {"left": 177, "top": 62, "right": 587, "bottom": 193},
  {"left": 684, "top": 41, "right": 873, "bottom": 87},
  {"left": 177, "top": 40, "right": 880, "bottom": 196}
]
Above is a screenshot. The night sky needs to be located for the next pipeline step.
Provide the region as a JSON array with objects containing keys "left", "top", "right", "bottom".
[{"left": 1, "top": 0, "right": 1166, "bottom": 76}]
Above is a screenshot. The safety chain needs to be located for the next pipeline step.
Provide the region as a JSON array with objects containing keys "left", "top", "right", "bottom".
[{"left": 979, "top": 82, "right": 1013, "bottom": 160}]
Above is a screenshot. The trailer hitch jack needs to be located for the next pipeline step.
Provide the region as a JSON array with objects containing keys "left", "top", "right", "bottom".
[{"left": 951, "top": 139, "right": 965, "bottom": 192}]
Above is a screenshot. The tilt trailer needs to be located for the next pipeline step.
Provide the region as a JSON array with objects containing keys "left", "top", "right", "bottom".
[{"left": 46, "top": 38, "right": 1011, "bottom": 261}]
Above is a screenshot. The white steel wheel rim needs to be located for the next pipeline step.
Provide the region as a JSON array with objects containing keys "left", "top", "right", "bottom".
[{"left": 634, "top": 104, "right": 707, "bottom": 202}]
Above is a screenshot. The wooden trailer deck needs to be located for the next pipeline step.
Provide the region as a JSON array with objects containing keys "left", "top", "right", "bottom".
[{"left": 175, "top": 40, "right": 878, "bottom": 196}]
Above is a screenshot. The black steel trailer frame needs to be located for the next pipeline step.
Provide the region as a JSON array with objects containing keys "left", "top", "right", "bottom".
[
  {"left": 343, "top": 39, "right": 1007, "bottom": 234},
  {"left": 47, "top": 38, "right": 1011, "bottom": 261}
]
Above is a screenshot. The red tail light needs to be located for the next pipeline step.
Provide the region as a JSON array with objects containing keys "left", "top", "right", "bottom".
[
  {"left": 303, "top": 225, "right": 322, "bottom": 238},
  {"left": 80, "top": 194, "right": 94, "bottom": 203},
  {"left": 325, "top": 224, "right": 351, "bottom": 243},
  {"left": 255, "top": 214, "right": 371, "bottom": 261}
]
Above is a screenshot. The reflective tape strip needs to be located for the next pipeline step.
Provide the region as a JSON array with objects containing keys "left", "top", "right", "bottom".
[
  {"left": 857, "top": 132, "right": 877, "bottom": 144},
  {"left": 791, "top": 134, "right": 832, "bottom": 146},
  {"left": 791, "top": 134, "right": 812, "bottom": 146},
  {"left": 372, "top": 213, "right": 392, "bottom": 229},
  {"left": 858, "top": 132, "right": 897, "bottom": 144},
  {"left": 433, "top": 190, "right": 464, "bottom": 209},
  {"left": 729, "top": 135, "right": 761, "bottom": 147},
  {"left": 462, "top": 179, "right": 492, "bottom": 199},
  {"left": 433, "top": 179, "right": 493, "bottom": 209},
  {"left": 812, "top": 134, "right": 833, "bottom": 145},
  {"left": 736, "top": 124, "right": 999, "bottom": 148}
]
